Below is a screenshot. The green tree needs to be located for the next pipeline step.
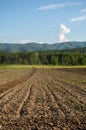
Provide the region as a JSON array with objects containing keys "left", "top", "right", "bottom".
[
  {"left": 58, "top": 53, "right": 63, "bottom": 65},
  {"left": 78, "top": 54, "right": 86, "bottom": 65},
  {"left": 28, "top": 52, "right": 40, "bottom": 64},
  {"left": 22, "top": 59, "right": 28, "bottom": 64},
  {"left": 63, "top": 55, "right": 71, "bottom": 65},
  {"left": 51, "top": 55, "right": 58, "bottom": 65}
]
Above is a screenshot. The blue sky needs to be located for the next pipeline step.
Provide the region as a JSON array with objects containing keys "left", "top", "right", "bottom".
[{"left": 0, "top": 0, "right": 86, "bottom": 44}]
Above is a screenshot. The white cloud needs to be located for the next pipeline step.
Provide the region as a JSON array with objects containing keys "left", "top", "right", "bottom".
[
  {"left": 38, "top": 2, "right": 81, "bottom": 10},
  {"left": 58, "top": 34, "right": 69, "bottom": 42},
  {"left": 71, "top": 16, "right": 86, "bottom": 22},
  {"left": 60, "top": 24, "right": 70, "bottom": 34},
  {"left": 20, "top": 40, "right": 30, "bottom": 44},
  {"left": 81, "top": 8, "right": 86, "bottom": 13},
  {"left": 39, "top": 41, "right": 44, "bottom": 44},
  {"left": 38, "top": 3, "right": 65, "bottom": 10},
  {"left": 20, "top": 40, "right": 44, "bottom": 44},
  {"left": 58, "top": 24, "right": 70, "bottom": 42}
]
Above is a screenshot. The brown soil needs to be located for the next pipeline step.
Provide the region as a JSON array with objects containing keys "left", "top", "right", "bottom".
[{"left": 0, "top": 68, "right": 86, "bottom": 130}]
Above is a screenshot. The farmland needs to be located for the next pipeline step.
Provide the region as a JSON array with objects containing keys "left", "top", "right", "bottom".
[{"left": 0, "top": 68, "right": 86, "bottom": 130}]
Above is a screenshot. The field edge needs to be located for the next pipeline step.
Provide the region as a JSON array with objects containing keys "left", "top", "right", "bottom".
[{"left": 0, "top": 64, "right": 86, "bottom": 69}]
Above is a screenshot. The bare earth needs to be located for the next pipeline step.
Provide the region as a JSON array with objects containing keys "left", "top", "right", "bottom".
[{"left": 0, "top": 68, "right": 86, "bottom": 130}]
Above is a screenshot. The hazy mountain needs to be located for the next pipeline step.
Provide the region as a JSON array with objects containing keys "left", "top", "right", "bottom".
[{"left": 0, "top": 41, "right": 86, "bottom": 52}]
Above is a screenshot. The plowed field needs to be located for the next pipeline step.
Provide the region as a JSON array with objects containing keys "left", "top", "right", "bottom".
[{"left": 0, "top": 68, "right": 86, "bottom": 130}]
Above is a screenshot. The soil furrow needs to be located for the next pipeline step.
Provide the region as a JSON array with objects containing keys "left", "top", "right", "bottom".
[
  {"left": 0, "top": 68, "right": 86, "bottom": 130},
  {"left": 19, "top": 84, "right": 33, "bottom": 117}
]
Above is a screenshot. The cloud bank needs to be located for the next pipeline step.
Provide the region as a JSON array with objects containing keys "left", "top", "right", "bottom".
[
  {"left": 38, "top": 2, "right": 81, "bottom": 10},
  {"left": 81, "top": 8, "right": 86, "bottom": 13},
  {"left": 71, "top": 16, "right": 86, "bottom": 22},
  {"left": 58, "top": 24, "right": 70, "bottom": 42},
  {"left": 20, "top": 40, "right": 30, "bottom": 44}
]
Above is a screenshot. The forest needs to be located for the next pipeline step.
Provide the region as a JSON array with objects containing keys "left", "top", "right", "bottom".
[{"left": 0, "top": 47, "right": 86, "bottom": 65}]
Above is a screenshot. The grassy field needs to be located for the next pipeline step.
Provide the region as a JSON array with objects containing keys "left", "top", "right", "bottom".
[{"left": 0, "top": 64, "right": 86, "bottom": 69}]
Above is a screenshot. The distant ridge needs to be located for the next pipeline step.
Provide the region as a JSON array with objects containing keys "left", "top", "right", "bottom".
[{"left": 0, "top": 41, "right": 86, "bottom": 52}]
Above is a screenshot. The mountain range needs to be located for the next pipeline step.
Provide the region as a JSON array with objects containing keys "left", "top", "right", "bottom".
[{"left": 0, "top": 41, "right": 86, "bottom": 52}]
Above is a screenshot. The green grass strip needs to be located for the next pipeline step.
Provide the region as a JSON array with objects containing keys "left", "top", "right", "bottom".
[{"left": 0, "top": 64, "right": 86, "bottom": 69}]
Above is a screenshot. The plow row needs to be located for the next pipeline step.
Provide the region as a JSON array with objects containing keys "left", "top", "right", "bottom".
[{"left": 0, "top": 68, "right": 86, "bottom": 129}]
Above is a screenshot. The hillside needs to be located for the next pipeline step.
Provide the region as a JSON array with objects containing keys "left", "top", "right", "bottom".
[{"left": 0, "top": 41, "right": 86, "bottom": 52}]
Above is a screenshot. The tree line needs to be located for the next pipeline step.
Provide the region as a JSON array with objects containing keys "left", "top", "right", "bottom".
[{"left": 0, "top": 49, "right": 86, "bottom": 65}]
